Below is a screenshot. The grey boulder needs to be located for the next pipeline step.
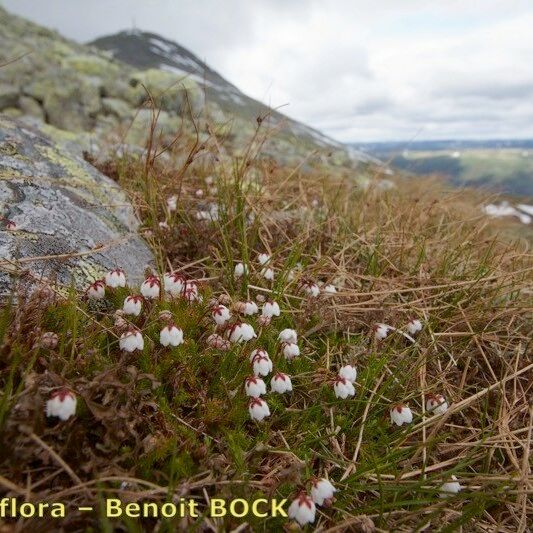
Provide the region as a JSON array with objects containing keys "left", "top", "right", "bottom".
[{"left": 0, "top": 116, "right": 153, "bottom": 294}]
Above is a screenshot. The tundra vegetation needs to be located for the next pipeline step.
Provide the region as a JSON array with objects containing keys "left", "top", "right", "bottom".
[{"left": 0, "top": 97, "right": 532, "bottom": 532}]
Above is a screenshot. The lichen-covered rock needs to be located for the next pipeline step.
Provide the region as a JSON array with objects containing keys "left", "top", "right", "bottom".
[{"left": 0, "top": 116, "right": 154, "bottom": 295}]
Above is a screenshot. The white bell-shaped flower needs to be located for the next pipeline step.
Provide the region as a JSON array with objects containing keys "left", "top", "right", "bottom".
[
  {"left": 119, "top": 329, "right": 144, "bottom": 352},
  {"left": 140, "top": 276, "right": 161, "bottom": 299},
  {"left": 249, "top": 348, "right": 269, "bottom": 362},
  {"left": 271, "top": 372, "right": 292, "bottom": 394},
  {"left": 426, "top": 394, "right": 449, "bottom": 415},
  {"left": 235, "top": 300, "right": 259, "bottom": 316},
  {"left": 262, "top": 300, "right": 280, "bottom": 317},
  {"left": 323, "top": 284, "right": 337, "bottom": 295},
  {"left": 257, "top": 253, "right": 271, "bottom": 265},
  {"left": 105, "top": 268, "right": 126, "bottom": 288},
  {"left": 252, "top": 353, "right": 273, "bottom": 377},
  {"left": 282, "top": 342, "right": 300, "bottom": 360},
  {"left": 123, "top": 295, "right": 143, "bottom": 316},
  {"left": 339, "top": 364, "right": 357, "bottom": 383},
  {"left": 261, "top": 267, "right": 275, "bottom": 280},
  {"left": 46, "top": 389, "right": 77, "bottom": 421},
  {"left": 302, "top": 281, "right": 320, "bottom": 297},
  {"left": 374, "top": 323, "right": 391, "bottom": 341},
  {"left": 390, "top": 404, "right": 413, "bottom": 426},
  {"left": 229, "top": 322, "right": 257, "bottom": 342},
  {"left": 160, "top": 324, "right": 184, "bottom": 347},
  {"left": 288, "top": 493, "right": 316, "bottom": 526},
  {"left": 249, "top": 397, "right": 270, "bottom": 421},
  {"left": 406, "top": 318, "right": 423, "bottom": 335},
  {"left": 278, "top": 328, "right": 298, "bottom": 343},
  {"left": 311, "top": 478, "right": 337, "bottom": 506},
  {"left": 439, "top": 475, "right": 462, "bottom": 498},
  {"left": 164, "top": 272, "right": 186, "bottom": 296},
  {"left": 167, "top": 195, "right": 177, "bottom": 212},
  {"left": 212, "top": 304, "right": 231, "bottom": 326},
  {"left": 333, "top": 377, "right": 355, "bottom": 399},
  {"left": 245, "top": 376, "right": 267, "bottom": 397},
  {"left": 234, "top": 262, "right": 248, "bottom": 278},
  {"left": 86, "top": 280, "right": 105, "bottom": 300}
]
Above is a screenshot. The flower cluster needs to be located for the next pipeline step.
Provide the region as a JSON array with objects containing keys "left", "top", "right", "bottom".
[{"left": 73, "top": 259, "right": 458, "bottom": 524}]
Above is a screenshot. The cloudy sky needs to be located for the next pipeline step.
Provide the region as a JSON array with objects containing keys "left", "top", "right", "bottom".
[{"left": 3, "top": 0, "right": 533, "bottom": 142}]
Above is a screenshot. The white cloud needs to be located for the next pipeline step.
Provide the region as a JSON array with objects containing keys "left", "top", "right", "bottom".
[{"left": 3, "top": 0, "right": 533, "bottom": 142}]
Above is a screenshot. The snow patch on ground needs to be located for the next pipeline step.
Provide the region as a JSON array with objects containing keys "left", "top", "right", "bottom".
[{"left": 483, "top": 202, "right": 532, "bottom": 224}]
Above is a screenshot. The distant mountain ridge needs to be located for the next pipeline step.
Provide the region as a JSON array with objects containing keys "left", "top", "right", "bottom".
[{"left": 89, "top": 30, "right": 377, "bottom": 164}]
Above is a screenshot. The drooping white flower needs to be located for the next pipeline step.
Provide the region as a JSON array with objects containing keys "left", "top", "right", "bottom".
[
  {"left": 160, "top": 324, "right": 184, "bottom": 347},
  {"left": 252, "top": 353, "right": 273, "bottom": 377},
  {"left": 235, "top": 300, "right": 259, "bottom": 316},
  {"left": 249, "top": 348, "right": 269, "bottom": 363},
  {"left": 206, "top": 333, "right": 230, "bottom": 351},
  {"left": 46, "top": 389, "right": 77, "bottom": 421},
  {"left": 123, "top": 295, "right": 143, "bottom": 316},
  {"left": 271, "top": 372, "right": 292, "bottom": 394},
  {"left": 282, "top": 342, "right": 300, "bottom": 360},
  {"left": 104, "top": 268, "right": 126, "bottom": 288},
  {"left": 205, "top": 175, "right": 214, "bottom": 186},
  {"left": 140, "top": 276, "right": 161, "bottom": 299},
  {"left": 248, "top": 397, "right": 270, "bottom": 421},
  {"left": 426, "top": 394, "right": 449, "bottom": 415},
  {"left": 261, "top": 267, "right": 275, "bottom": 281},
  {"left": 257, "top": 253, "right": 271, "bottom": 265},
  {"left": 323, "top": 284, "right": 337, "bottom": 295},
  {"left": 164, "top": 272, "right": 186, "bottom": 296},
  {"left": 339, "top": 364, "right": 357, "bottom": 383},
  {"left": 278, "top": 328, "right": 297, "bottom": 343},
  {"left": 167, "top": 195, "right": 177, "bottom": 212},
  {"left": 262, "top": 300, "right": 280, "bottom": 318},
  {"left": 158, "top": 221, "right": 170, "bottom": 231},
  {"left": 390, "top": 404, "right": 413, "bottom": 426},
  {"left": 234, "top": 262, "right": 248, "bottom": 278},
  {"left": 439, "top": 475, "right": 462, "bottom": 498},
  {"left": 406, "top": 319, "right": 423, "bottom": 335},
  {"left": 333, "top": 377, "right": 356, "bottom": 399},
  {"left": 301, "top": 280, "right": 320, "bottom": 298},
  {"left": 374, "top": 323, "right": 391, "bottom": 341},
  {"left": 195, "top": 188, "right": 204, "bottom": 197},
  {"left": 86, "top": 280, "right": 105, "bottom": 300},
  {"left": 311, "top": 478, "right": 337, "bottom": 506},
  {"left": 228, "top": 322, "right": 257, "bottom": 342},
  {"left": 183, "top": 282, "right": 202, "bottom": 302},
  {"left": 212, "top": 304, "right": 231, "bottom": 326},
  {"left": 119, "top": 329, "right": 144, "bottom": 352},
  {"left": 245, "top": 376, "right": 267, "bottom": 397},
  {"left": 288, "top": 493, "right": 316, "bottom": 526}
]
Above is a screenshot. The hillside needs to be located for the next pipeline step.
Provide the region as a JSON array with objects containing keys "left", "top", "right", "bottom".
[
  {"left": 1, "top": 7, "right": 532, "bottom": 533},
  {"left": 0, "top": 6, "right": 374, "bottom": 170},
  {"left": 89, "top": 30, "right": 377, "bottom": 167}
]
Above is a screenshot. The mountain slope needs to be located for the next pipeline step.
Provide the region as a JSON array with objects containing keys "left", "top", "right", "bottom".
[{"left": 89, "top": 30, "right": 376, "bottom": 164}]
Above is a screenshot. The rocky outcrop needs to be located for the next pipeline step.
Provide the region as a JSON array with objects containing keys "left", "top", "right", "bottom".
[
  {"left": 0, "top": 117, "right": 153, "bottom": 294},
  {"left": 0, "top": 7, "right": 204, "bottom": 145}
]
